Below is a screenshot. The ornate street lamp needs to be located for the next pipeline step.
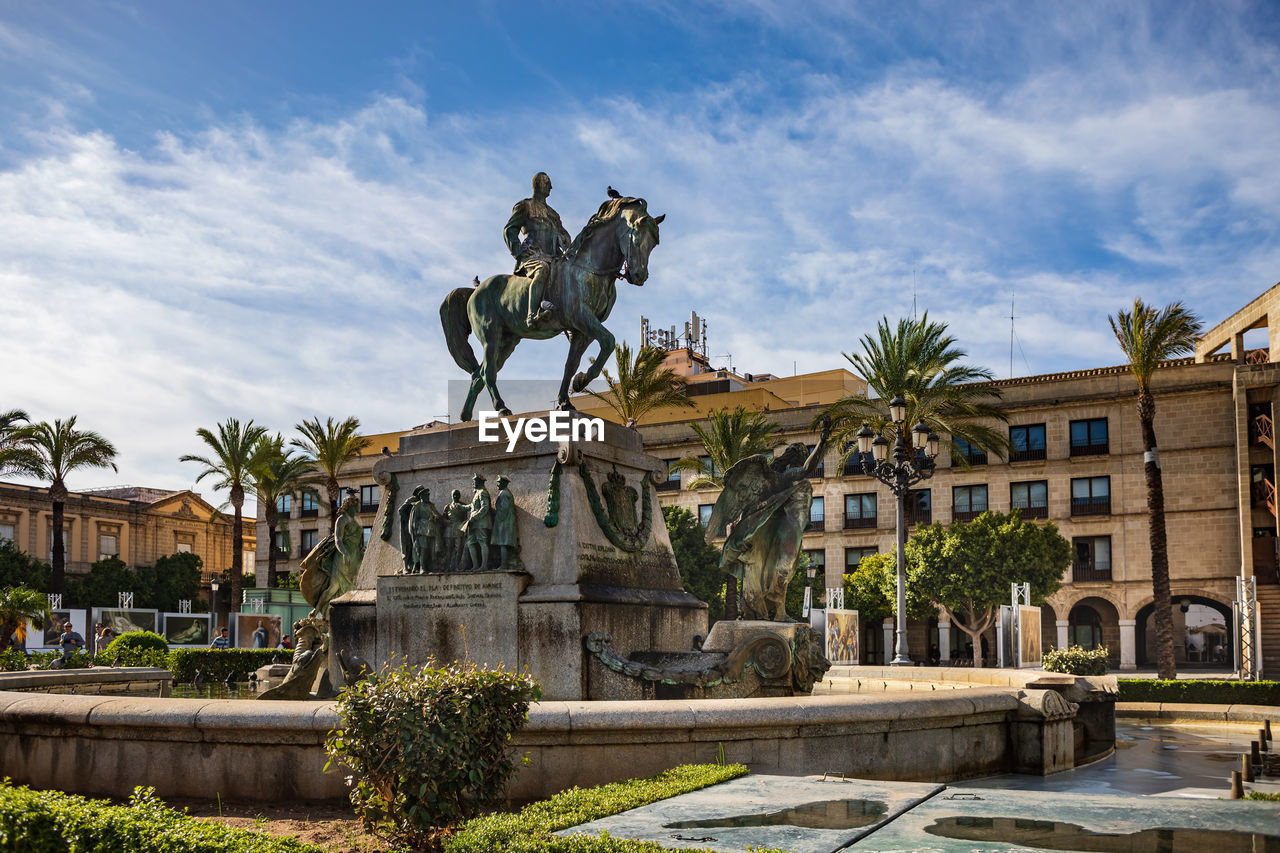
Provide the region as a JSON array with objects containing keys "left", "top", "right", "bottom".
[{"left": 856, "top": 406, "right": 941, "bottom": 666}]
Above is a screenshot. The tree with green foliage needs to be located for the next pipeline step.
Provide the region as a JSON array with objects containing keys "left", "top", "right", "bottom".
[
  {"left": 670, "top": 407, "right": 780, "bottom": 490},
  {"left": 588, "top": 341, "right": 696, "bottom": 427},
  {"left": 291, "top": 416, "right": 371, "bottom": 517},
  {"left": 66, "top": 556, "right": 140, "bottom": 609},
  {"left": 0, "top": 541, "right": 51, "bottom": 592},
  {"left": 841, "top": 552, "right": 900, "bottom": 625},
  {"left": 1110, "top": 299, "right": 1204, "bottom": 680},
  {"left": 0, "top": 586, "right": 48, "bottom": 652},
  {"left": 663, "top": 505, "right": 724, "bottom": 623},
  {"left": 670, "top": 407, "right": 780, "bottom": 620},
  {"left": 822, "top": 314, "right": 1008, "bottom": 468},
  {"left": 180, "top": 418, "right": 269, "bottom": 614},
  {"left": 136, "top": 552, "right": 205, "bottom": 613},
  {"left": 908, "top": 510, "right": 1070, "bottom": 668},
  {"left": 251, "top": 435, "right": 311, "bottom": 589},
  {"left": 18, "top": 417, "right": 119, "bottom": 594},
  {"left": 0, "top": 409, "right": 39, "bottom": 476}
]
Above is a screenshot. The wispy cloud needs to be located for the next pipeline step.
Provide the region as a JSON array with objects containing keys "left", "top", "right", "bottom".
[{"left": 3, "top": 2, "right": 1278, "bottom": 496}]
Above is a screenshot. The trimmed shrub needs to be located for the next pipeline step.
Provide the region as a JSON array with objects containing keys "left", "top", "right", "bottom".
[
  {"left": 100, "top": 630, "right": 172, "bottom": 667},
  {"left": 0, "top": 781, "right": 323, "bottom": 852},
  {"left": 444, "top": 763, "right": 787, "bottom": 853},
  {"left": 1042, "top": 645, "right": 1109, "bottom": 675},
  {"left": 325, "top": 661, "right": 540, "bottom": 851},
  {"left": 1118, "top": 679, "right": 1280, "bottom": 706},
  {"left": 169, "top": 648, "right": 290, "bottom": 682}
]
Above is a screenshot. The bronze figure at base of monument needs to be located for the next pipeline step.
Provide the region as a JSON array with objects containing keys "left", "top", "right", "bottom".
[{"left": 328, "top": 418, "right": 707, "bottom": 701}]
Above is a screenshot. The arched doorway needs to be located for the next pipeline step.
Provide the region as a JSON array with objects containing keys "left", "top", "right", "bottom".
[
  {"left": 1068, "top": 596, "right": 1121, "bottom": 669},
  {"left": 1136, "top": 596, "right": 1233, "bottom": 669}
]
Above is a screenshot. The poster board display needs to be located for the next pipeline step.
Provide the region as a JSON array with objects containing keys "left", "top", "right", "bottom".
[
  {"left": 825, "top": 609, "right": 860, "bottom": 665},
  {"left": 234, "top": 613, "right": 283, "bottom": 649},
  {"left": 92, "top": 608, "right": 159, "bottom": 637},
  {"left": 27, "top": 609, "right": 88, "bottom": 650},
  {"left": 1018, "top": 605, "right": 1042, "bottom": 667},
  {"left": 162, "top": 613, "right": 212, "bottom": 647}
]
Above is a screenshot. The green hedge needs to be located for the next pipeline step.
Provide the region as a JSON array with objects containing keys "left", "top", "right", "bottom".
[
  {"left": 1118, "top": 679, "right": 1280, "bottom": 706},
  {"left": 445, "top": 763, "right": 790, "bottom": 853},
  {"left": 0, "top": 782, "right": 323, "bottom": 852},
  {"left": 169, "top": 649, "right": 291, "bottom": 683}
]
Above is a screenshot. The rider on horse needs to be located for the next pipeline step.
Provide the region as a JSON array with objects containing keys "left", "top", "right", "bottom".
[{"left": 503, "top": 171, "right": 572, "bottom": 326}]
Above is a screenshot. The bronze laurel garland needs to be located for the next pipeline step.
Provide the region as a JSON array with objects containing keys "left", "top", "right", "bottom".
[
  {"left": 543, "top": 461, "right": 562, "bottom": 528},
  {"left": 577, "top": 461, "right": 652, "bottom": 552}
]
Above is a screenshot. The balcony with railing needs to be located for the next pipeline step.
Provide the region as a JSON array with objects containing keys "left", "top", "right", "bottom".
[
  {"left": 905, "top": 507, "right": 932, "bottom": 526},
  {"left": 1069, "top": 440, "right": 1109, "bottom": 457},
  {"left": 1070, "top": 496, "right": 1111, "bottom": 516},
  {"left": 1011, "top": 501, "right": 1048, "bottom": 519},
  {"left": 1073, "top": 560, "right": 1112, "bottom": 583},
  {"left": 805, "top": 517, "right": 829, "bottom": 533},
  {"left": 953, "top": 509, "right": 984, "bottom": 523},
  {"left": 1009, "top": 447, "right": 1046, "bottom": 463},
  {"left": 656, "top": 477, "right": 682, "bottom": 492},
  {"left": 844, "top": 514, "right": 877, "bottom": 530}
]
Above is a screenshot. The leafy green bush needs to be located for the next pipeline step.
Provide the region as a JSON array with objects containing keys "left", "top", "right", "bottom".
[
  {"left": 444, "top": 763, "right": 777, "bottom": 853},
  {"left": 326, "top": 661, "right": 540, "bottom": 851},
  {"left": 1042, "top": 645, "right": 1109, "bottom": 675},
  {"left": 169, "top": 648, "right": 290, "bottom": 682},
  {"left": 1118, "top": 679, "right": 1280, "bottom": 706},
  {"left": 0, "top": 781, "right": 323, "bottom": 852},
  {"left": 101, "top": 630, "right": 172, "bottom": 667}
]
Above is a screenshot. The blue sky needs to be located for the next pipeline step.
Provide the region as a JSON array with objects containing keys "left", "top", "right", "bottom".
[{"left": 3, "top": 1, "right": 1279, "bottom": 496}]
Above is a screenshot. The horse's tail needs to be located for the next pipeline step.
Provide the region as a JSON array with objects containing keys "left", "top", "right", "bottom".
[{"left": 440, "top": 287, "right": 479, "bottom": 375}]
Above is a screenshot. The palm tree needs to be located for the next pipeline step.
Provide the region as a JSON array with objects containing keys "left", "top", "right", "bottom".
[
  {"left": 823, "top": 314, "right": 1009, "bottom": 464},
  {"left": 0, "top": 586, "right": 49, "bottom": 653},
  {"left": 20, "top": 417, "right": 118, "bottom": 594},
  {"left": 1110, "top": 300, "right": 1204, "bottom": 680},
  {"left": 291, "top": 417, "right": 372, "bottom": 518},
  {"left": 251, "top": 435, "right": 311, "bottom": 589},
  {"left": 588, "top": 341, "right": 696, "bottom": 427},
  {"left": 670, "top": 407, "right": 780, "bottom": 490},
  {"left": 180, "top": 418, "right": 269, "bottom": 614},
  {"left": 0, "top": 409, "right": 40, "bottom": 476},
  {"left": 671, "top": 407, "right": 780, "bottom": 618}
]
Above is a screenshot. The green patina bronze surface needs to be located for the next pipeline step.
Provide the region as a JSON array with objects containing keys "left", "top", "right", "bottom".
[{"left": 440, "top": 175, "right": 664, "bottom": 421}]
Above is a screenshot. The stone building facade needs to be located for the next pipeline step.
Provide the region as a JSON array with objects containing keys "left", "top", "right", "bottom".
[
  {"left": 0, "top": 482, "right": 253, "bottom": 579},
  {"left": 595, "top": 289, "right": 1280, "bottom": 677}
]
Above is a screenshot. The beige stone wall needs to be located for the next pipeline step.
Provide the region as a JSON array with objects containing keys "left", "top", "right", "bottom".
[
  {"left": 0, "top": 482, "right": 246, "bottom": 578},
  {"left": 644, "top": 356, "right": 1256, "bottom": 664}
]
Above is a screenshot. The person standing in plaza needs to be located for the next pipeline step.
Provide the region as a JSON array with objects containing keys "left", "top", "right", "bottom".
[
  {"left": 96, "top": 626, "right": 114, "bottom": 655},
  {"left": 210, "top": 626, "right": 231, "bottom": 649},
  {"left": 58, "top": 621, "right": 84, "bottom": 662}
]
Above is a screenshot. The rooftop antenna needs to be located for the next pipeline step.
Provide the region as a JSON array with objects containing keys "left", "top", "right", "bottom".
[{"left": 1009, "top": 293, "right": 1016, "bottom": 379}]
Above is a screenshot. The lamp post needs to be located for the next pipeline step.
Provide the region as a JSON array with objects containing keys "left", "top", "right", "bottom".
[
  {"left": 210, "top": 576, "right": 220, "bottom": 633},
  {"left": 856, "top": 397, "right": 940, "bottom": 666}
]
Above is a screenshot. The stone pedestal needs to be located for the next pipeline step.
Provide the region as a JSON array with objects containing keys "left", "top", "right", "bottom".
[
  {"left": 1118, "top": 619, "right": 1137, "bottom": 671},
  {"left": 329, "top": 417, "right": 707, "bottom": 700}
]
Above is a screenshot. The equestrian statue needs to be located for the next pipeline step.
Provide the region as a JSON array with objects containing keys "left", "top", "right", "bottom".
[{"left": 440, "top": 173, "right": 664, "bottom": 422}]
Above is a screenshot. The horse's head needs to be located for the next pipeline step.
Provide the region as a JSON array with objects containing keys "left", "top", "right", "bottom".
[
  {"left": 617, "top": 202, "right": 664, "bottom": 286},
  {"left": 571, "top": 197, "right": 664, "bottom": 285}
]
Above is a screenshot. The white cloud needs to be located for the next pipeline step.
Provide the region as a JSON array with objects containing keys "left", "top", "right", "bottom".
[{"left": 3, "top": 9, "right": 1278, "bottom": 498}]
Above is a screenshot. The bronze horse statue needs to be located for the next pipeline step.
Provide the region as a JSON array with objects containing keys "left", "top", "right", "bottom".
[{"left": 440, "top": 196, "right": 664, "bottom": 422}]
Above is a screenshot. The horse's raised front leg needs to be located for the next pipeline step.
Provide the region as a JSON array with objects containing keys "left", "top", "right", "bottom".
[
  {"left": 570, "top": 315, "right": 615, "bottom": 395},
  {"left": 556, "top": 331, "right": 591, "bottom": 411}
]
